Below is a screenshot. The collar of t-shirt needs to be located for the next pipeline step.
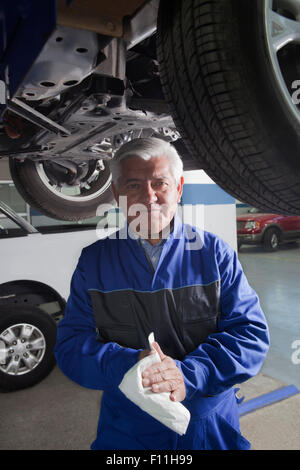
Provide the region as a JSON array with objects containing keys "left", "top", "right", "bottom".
[
  {"left": 127, "top": 225, "right": 171, "bottom": 271},
  {"left": 139, "top": 237, "right": 166, "bottom": 271}
]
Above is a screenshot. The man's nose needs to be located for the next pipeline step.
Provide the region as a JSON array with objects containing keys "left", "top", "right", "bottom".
[{"left": 144, "top": 182, "right": 158, "bottom": 204}]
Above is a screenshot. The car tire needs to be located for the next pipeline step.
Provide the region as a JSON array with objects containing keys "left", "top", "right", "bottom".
[
  {"left": 0, "top": 305, "right": 57, "bottom": 391},
  {"left": 157, "top": 0, "right": 300, "bottom": 215},
  {"left": 9, "top": 158, "right": 115, "bottom": 221},
  {"left": 263, "top": 228, "right": 280, "bottom": 252}
]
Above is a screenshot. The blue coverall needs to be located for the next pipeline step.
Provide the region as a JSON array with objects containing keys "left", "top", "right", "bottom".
[{"left": 54, "top": 214, "right": 270, "bottom": 450}]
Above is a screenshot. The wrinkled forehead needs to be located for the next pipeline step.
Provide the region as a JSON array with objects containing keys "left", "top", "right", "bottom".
[{"left": 119, "top": 155, "right": 174, "bottom": 180}]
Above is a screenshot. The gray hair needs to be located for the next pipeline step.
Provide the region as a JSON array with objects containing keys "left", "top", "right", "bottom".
[{"left": 109, "top": 137, "right": 183, "bottom": 186}]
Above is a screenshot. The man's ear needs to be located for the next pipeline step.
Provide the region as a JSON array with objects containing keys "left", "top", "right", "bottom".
[
  {"left": 111, "top": 181, "right": 119, "bottom": 204},
  {"left": 177, "top": 176, "right": 184, "bottom": 202}
]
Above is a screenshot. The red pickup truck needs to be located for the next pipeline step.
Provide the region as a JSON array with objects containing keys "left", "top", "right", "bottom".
[{"left": 237, "top": 208, "right": 300, "bottom": 252}]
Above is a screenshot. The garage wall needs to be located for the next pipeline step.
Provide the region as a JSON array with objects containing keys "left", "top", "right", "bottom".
[{"left": 181, "top": 170, "right": 237, "bottom": 251}]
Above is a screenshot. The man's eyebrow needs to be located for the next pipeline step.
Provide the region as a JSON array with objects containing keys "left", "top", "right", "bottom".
[
  {"left": 124, "top": 178, "right": 143, "bottom": 183},
  {"left": 123, "top": 176, "right": 170, "bottom": 182}
]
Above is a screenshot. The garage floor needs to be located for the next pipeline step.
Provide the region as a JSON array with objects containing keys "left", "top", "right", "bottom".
[
  {"left": 239, "top": 242, "right": 300, "bottom": 389},
  {"left": 0, "top": 242, "right": 299, "bottom": 450}
]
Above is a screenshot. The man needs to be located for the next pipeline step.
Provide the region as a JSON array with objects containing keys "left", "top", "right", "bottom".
[{"left": 54, "top": 137, "right": 269, "bottom": 450}]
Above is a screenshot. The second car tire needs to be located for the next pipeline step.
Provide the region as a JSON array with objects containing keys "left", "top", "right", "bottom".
[
  {"left": 263, "top": 228, "right": 280, "bottom": 251},
  {"left": 0, "top": 305, "right": 57, "bottom": 391}
]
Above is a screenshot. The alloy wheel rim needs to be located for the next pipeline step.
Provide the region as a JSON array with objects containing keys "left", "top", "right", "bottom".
[
  {"left": 0, "top": 323, "right": 46, "bottom": 376},
  {"left": 271, "top": 233, "right": 279, "bottom": 248},
  {"left": 264, "top": 0, "right": 300, "bottom": 125},
  {"left": 36, "top": 160, "right": 112, "bottom": 202}
]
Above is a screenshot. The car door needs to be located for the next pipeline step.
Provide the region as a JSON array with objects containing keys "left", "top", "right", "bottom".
[{"left": 279, "top": 216, "right": 300, "bottom": 240}]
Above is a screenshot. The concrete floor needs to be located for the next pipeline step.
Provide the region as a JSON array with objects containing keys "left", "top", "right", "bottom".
[
  {"left": 0, "top": 242, "right": 300, "bottom": 450},
  {"left": 238, "top": 242, "right": 300, "bottom": 388}
]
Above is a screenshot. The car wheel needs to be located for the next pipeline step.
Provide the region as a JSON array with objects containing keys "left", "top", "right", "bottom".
[
  {"left": 0, "top": 306, "right": 57, "bottom": 391},
  {"left": 263, "top": 228, "right": 280, "bottom": 251},
  {"left": 157, "top": 0, "right": 300, "bottom": 215},
  {"left": 9, "top": 158, "right": 114, "bottom": 221}
]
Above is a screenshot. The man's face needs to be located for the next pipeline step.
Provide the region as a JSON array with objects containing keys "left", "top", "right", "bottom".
[{"left": 112, "top": 155, "right": 184, "bottom": 241}]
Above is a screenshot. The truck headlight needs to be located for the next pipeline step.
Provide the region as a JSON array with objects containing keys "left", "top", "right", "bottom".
[{"left": 244, "top": 220, "right": 260, "bottom": 229}]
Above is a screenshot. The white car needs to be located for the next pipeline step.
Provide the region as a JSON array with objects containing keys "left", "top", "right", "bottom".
[{"left": 0, "top": 200, "right": 116, "bottom": 391}]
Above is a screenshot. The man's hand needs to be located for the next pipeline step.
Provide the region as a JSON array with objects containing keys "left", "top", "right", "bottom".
[{"left": 141, "top": 341, "right": 186, "bottom": 402}]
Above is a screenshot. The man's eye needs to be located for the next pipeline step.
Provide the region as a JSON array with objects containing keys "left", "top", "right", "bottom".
[
  {"left": 153, "top": 181, "right": 167, "bottom": 188},
  {"left": 127, "top": 183, "right": 140, "bottom": 190}
]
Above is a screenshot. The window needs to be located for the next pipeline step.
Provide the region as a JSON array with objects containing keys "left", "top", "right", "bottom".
[
  {"left": 0, "top": 182, "right": 27, "bottom": 217},
  {"left": 0, "top": 212, "right": 27, "bottom": 238}
]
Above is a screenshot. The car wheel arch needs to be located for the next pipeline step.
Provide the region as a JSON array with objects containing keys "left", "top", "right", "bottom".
[
  {"left": 261, "top": 223, "right": 283, "bottom": 240},
  {"left": 0, "top": 280, "right": 66, "bottom": 321}
]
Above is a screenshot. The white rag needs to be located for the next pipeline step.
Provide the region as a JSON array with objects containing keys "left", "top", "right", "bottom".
[{"left": 118, "top": 332, "right": 190, "bottom": 435}]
